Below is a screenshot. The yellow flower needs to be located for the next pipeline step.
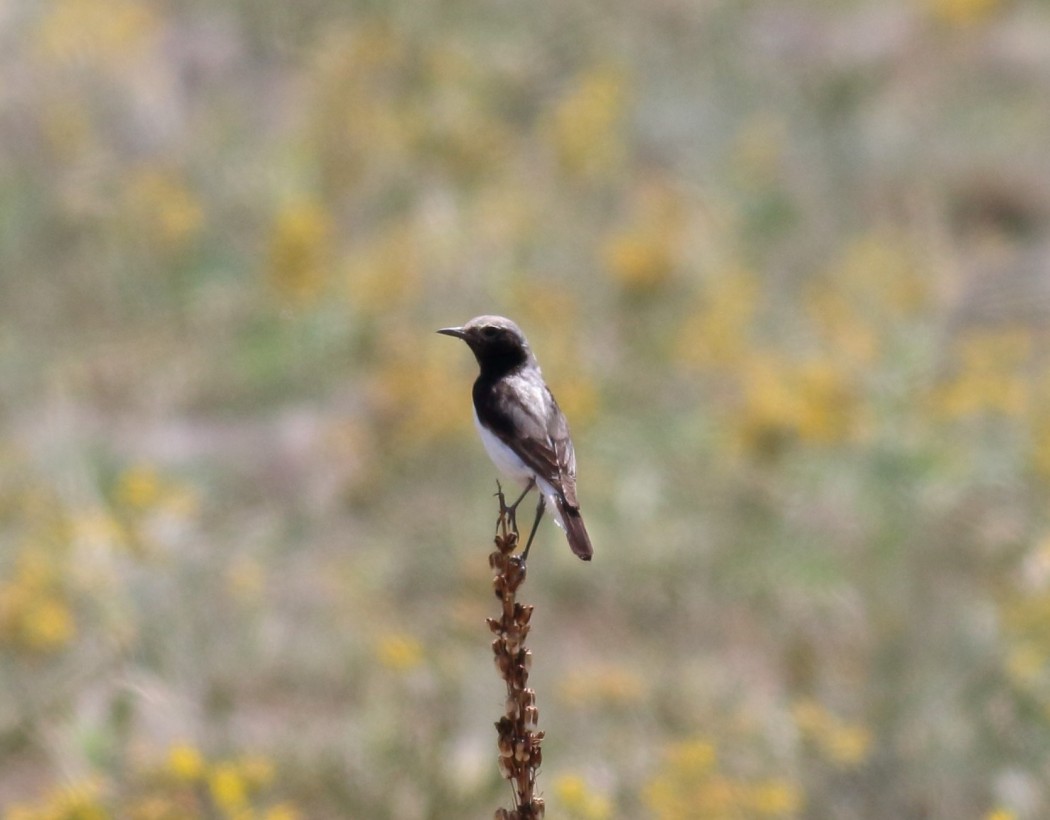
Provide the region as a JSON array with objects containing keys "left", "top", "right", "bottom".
[
  {"left": 209, "top": 762, "right": 248, "bottom": 815},
  {"left": 676, "top": 269, "right": 760, "bottom": 370},
  {"left": 931, "top": 329, "right": 1032, "bottom": 419},
  {"left": 9, "top": 777, "right": 109, "bottom": 819},
  {"left": 730, "top": 114, "right": 787, "bottom": 189},
  {"left": 343, "top": 223, "right": 420, "bottom": 314},
  {"left": 748, "top": 778, "right": 803, "bottom": 815},
  {"left": 166, "top": 742, "right": 205, "bottom": 782},
  {"left": 268, "top": 201, "right": 333, "bottom": 305},
  {"left": 71, "top": 508, "right": 127, "bottom": 550},
  {"left": 805, "top": 290, "right": 879, "bottom": 366},
  {"left": 22, "top": 596, "right": 76, "bottom": 650},
  {"left": 375, "top": 633, "right": 424, "bottom": 672},
  {"left": 1005, "top": 643, "right": 1045, "bottom": 686},
  {"left": 822, "top": 724, "right": 872, "bottom": 767},
  {"left": 553, "top": 773, "right": 612, "bottom": 820},
  {"left": 836, "top": 233, "right": 927, "bottom": 315},
  {"left": 928, "top": 0, "right": 1001, "bottom": 26},
  {"left": 791, "top": 698, "right": 872, "bottom": 768},
  {"left": 602, "top": 179, "right": 685, "bottom": 292},
  {"left": 729, "top": 351, "right": 865, "bottom": 457},
  {"left": 665, "top": 738, "right": 718, "bottom": 774},
  {"left": 792, "top": 359, "right": 865, "bottom": 444},
  {"left": 604, "top": 230, "right": 674, "bottom": 291},
  {"left": 238, "top": 754, "right": 276, "bottom": 789},
  {"left": 547, "top": 65, "right": 628, "bottom": 176},
  {"left": 33, "top": 0, "right": 160, "bottom": 69},
  {"left": 116, "top": 465, "right": 163, "bottom": 510},
  {"left": 558, "top": 663, "right": 645, "bottom": 707},
  {"left": 123, "top": 167, "right": 205, "bottom": 248},
  {"left": 647, "top": 762, "right": 804, "bottom": 819},
  {"left": 264, "top": 805, "right": 302, "bottom": 820},
  {"left": 984, "top": 810, "right": 1016, "bottom": 820},
  {"left": 369, "top": 333, "right": 469, "bottom": 447},
  {"left": 551, "top": 377, "right": 600, "bottom": 431}
]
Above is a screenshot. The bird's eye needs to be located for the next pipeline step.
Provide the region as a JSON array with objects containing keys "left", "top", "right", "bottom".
[{"left": 481, "top": 326, "right": 499, "bottom": 340}]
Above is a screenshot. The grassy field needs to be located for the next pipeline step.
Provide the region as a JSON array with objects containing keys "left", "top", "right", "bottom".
[{"left": 3, "top": 0, "right": 1050, "bottom": 817}]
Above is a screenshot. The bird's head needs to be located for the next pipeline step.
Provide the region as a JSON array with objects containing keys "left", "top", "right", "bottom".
[{"left": 437, "top": 315, "right": 533, "bottom": 373}]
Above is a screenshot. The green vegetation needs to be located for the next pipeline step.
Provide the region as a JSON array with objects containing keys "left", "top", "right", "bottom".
[{"left": 3, "top": 0, "right": 1050, "bottom": 817}]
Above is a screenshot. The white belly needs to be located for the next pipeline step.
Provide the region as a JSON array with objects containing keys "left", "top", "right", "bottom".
[
  {"left": 472, "top": 406, "right": 567, "bottom": 530},
  {"left": 473, "top": 406, "right": 533, "bottom": 483}
]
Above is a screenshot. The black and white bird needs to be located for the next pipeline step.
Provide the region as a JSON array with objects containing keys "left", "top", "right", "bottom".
[{"left": 438, "top": 315, "right": 593, "bottom": 561}]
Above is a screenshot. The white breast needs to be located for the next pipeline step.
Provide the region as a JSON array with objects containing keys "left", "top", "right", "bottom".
[
  {"left": 473, "top": 406, "right": 533, "bottom": 483},
  {"left": 471, "top": 406, "right": 567, "bottom": 530}
]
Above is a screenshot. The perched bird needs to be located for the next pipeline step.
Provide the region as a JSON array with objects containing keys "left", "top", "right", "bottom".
[{"left": 438, "top": 315, "right": 593, "bottom": 561}]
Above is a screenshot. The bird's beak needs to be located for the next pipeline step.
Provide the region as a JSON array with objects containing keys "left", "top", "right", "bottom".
[{"left": 437, "top": 326, "right": 467, "bottom": 339}]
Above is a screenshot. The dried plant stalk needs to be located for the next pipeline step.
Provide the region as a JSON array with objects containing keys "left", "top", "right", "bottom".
[{"left": 488, "top": 483, "right": 546, "bottom": 820}]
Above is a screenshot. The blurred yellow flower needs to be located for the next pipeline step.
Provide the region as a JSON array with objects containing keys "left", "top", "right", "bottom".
[
  {"left": 547, "top": 65, "right": 629, "bottom": 176},
  {"left": 805, "top": 290, "right": 879, "bottom": 366},
  {"left": 268, "top": 201, "right": 333, "bottom": 306},
  {"left": 731, "top": 351, "right": 865, "bottom": 457},
  {"left": 376, "top": 632, "right": 424, "bottom": 672},
  {"left": 748, "top": 778, "right": 803, "bottom": 815},
  {"left": 238, "top": 754, "right": 276, "bottom": 789},
  {"left": 604, "top": 230, "right": 674, "bottom": 291},
  {"left": 166, "top": 743, "right": 205, "bottom": 782},
  {"left": 676, "top": 269, "right": 760, "bottom": 370},
  {"left": 123, "top": 167, "right": 205, "bottom": 248},
  {"left": 209, "top": 762, "right": 249, "bottom": 815},
  {"left": 22, "top": 596, "right": 76, "bottom": 650},
  {"left": 646, "top": 737, "right": 801, "bottom": 819},
  {"left": 558, "top": 663, "right": 646, "bottom": 707},
  {"left": 931, "top": 329, "right": 1033, "bottom": 420},
  {"left": 34, "top": 0, "right": 160, "bottom": 69},
  {"left": 369, "top": 334, "right": 468, "bottom": 447},
  {"left": 602, "top": 180, "right": 686, "bottom": 293},
  {"left": 1004, "top": 643, "right": 1044, "bottom": 687},
  {"left": 665, "top": 738, "right": 718, "bottom": 773},
  {"left": 39, "top": 101, "right": 94, "bottom": 162},
  {"left": 823, "top": 231, "right": 929, "bottom": 321},
  {"left": 984, "top": 810, "right": 1016, "bottom": 820},
  {"left": 264, "top": 804, "right": 302, "bottom": 820},
  {"left": 791, "top": 698, "right": 872, "bottom": 768},
  {"left": 553, "top": 773, "right": 612, "bottom": 820},
  {"left": 116, "top": 465, "right": 163, "bottom": 510},
  {"left": 71, "top": 508, "right": 127, "bottom": 551},
  {"left": 928, "top": 0, "right": 1002, "bottom": 26},
  {"left": 6, "top": 777, "right": 108, "bottom": 820},
  {"left": 0, "top": 548, "right": 77, "bottom": 653},
  {"left": 503, "top": 281, "right": 602, "bottom": 431},
  {"left": 821, "top": 724, "right": 872, "bottom": 767},
  {"left": 730, "top": 114, "right": 787, "bottom": 189},
  {"left": 344, "top": 224, "right": 420, "bottom": 314},
  {"left": 552, "top": 377, "right": 600, "bottom": 430}
]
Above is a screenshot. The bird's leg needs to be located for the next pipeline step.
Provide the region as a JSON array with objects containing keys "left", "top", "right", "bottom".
[
  {"left": 496, "top": 478, "right": 535, "bottom": 537},
  {"left": 520, "top": 495, "right": 546, "bottom": 563}
]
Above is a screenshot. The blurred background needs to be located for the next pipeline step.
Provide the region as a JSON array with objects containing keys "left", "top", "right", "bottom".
[{"left": 3, "top": 0, "right": 1050, "bottom": 817}]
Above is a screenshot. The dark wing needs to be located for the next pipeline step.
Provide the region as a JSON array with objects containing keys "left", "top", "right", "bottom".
[{"left": 477, "top": 374, "right": 579, "bottom": 508}]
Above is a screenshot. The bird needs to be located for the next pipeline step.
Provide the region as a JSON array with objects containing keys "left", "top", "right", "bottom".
[{"left": 438, "top": 315, "right": 593, "bottom": 561}]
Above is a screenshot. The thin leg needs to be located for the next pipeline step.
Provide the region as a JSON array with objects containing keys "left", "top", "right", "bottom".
[
  {"left": 498, "top": 478, "right": 535, "bottom": 535},
  {"left": 520, "top": 496, "right": 546, "bottom": 562}
]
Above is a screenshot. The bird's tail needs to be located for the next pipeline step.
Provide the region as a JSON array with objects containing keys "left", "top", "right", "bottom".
[{"left": 555, "top": 498, "right": 593, "bottom": 561}]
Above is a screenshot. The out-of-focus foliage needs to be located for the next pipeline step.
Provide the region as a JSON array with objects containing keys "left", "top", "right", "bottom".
[{"left": 3, "top": 0, "right": 1050, "bottom": 816}]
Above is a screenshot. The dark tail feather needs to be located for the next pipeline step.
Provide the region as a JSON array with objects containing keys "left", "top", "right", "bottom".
[{"left": 556, "top": 499, "right": 593, "bottom": 561}]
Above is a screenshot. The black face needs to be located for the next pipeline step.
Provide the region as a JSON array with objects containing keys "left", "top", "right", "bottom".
[
  {"left": 464, "top": 326, "right": 528, "bottom": 377},
  {"left": 438, "top": 317, "right": 530, "bottom": 377}
]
